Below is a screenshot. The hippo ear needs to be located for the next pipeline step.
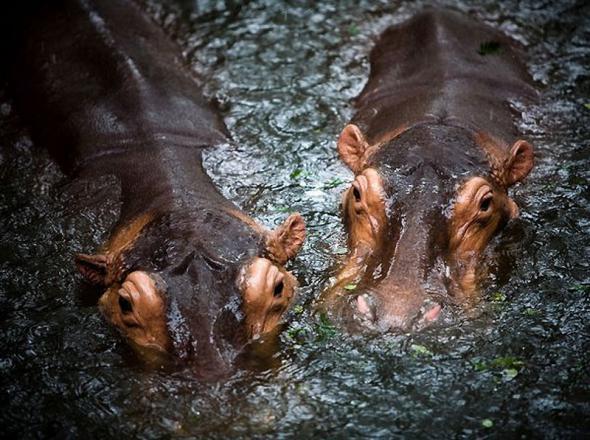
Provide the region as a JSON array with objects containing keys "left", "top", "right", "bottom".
[
  {"left": 266, "top": 213, "right": 306, "bottom": 264},
  {"left": 75, "top": 253, "right": 110, "bottom": 286},
  {"left": 338, "top": 124, "right": 369, "bottom": 174},
  {"left": 504, "top": 140, "right": 534, "bottom": 186}
]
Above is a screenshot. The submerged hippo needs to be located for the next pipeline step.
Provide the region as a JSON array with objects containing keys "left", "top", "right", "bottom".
[
  {"left": 9, "top": 0, "right": 305, "bottom": 375},
  {"left": 319, "top": 9, "right": 536, "bottom": 332}
]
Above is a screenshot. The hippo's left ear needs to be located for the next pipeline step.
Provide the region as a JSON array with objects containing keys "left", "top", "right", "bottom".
[
  {"left": 504, "top": 140, "right": 534, "bottom": 186},
  {"left": 338, "top": 124, "right": 370, "bottom": 174},
  {"left": 266, "top": 213, "right": 306, "bottom": 264},
  {"left": 75, "top": 253, "right": 110, "bottom": 286}
]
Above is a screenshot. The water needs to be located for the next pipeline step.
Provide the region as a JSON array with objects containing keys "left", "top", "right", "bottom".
[{"left": 1, "top": 0, "right": 589, "bottom": 437}]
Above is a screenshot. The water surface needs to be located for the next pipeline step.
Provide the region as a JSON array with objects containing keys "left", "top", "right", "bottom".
[{"left": 1, "top": 0, "right": 589, "bottom": 437}]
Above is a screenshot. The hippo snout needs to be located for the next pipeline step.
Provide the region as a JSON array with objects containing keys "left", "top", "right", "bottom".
[{"left": 355, "top": 288, "right": 442, "bottom": 332}]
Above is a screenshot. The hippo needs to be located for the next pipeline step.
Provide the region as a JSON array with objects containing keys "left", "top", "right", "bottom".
[
  {"left": 319, "top": 9, "right": 536, "bottom": 332},
  {"left": 8, "top": 0, "right": 305, "bottom": 376}
]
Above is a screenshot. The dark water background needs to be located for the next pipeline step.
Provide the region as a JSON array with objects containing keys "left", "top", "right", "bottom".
[{"left": 1, "top": 0, "right": 589, "bottom": 437}]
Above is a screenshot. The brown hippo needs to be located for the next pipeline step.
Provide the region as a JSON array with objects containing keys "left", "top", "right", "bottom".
[
  {"left": 319, "top": 9, "right": 536, "bottom": 332},
  {"left": 8, "top": 0, "right": 305, "bottom": 376}
]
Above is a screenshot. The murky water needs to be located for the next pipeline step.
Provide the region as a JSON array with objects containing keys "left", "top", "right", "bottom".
[{"left": 1, "top": 0, "right": 589, "bottom": 437}]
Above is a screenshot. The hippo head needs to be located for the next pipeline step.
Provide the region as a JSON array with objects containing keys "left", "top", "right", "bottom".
[
  {"left": 75, "top": 209, "right": 305, "bottom": 373},
  {"left": 322, "top": 123, "right": 533, "bottom": 332}
]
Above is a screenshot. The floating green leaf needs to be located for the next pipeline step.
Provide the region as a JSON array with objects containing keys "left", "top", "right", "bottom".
[
  {"left": 524, "top": 307, "right": 541, "bottom": 317},
  {"left": 323, "top": 177, "right": 347, "bottom": 189},
  {"left": 411, "top": 344, "right": 433, "bottom": 357},
  {"left": 473, "top": 360, "right": 488, "bottom": 372},
  {"left": 344, "top": 283, "right": 357, "bottom": 291},
  {"left": 482, "top": 419, "right": 494, "bottom": 428},
  {"left": 478, "top": 41, "right": 502, "bottom": 56},
  {"left": 286, "top": 326, "right": 304, "bottom": 341},
  {"left": 316, "top": 313, "right": 337, "bottom": 340},
  {"left": 491, "top": 291, "right": 507, "bottom": 302},
  {"left": 474, "top": 356, "right": 524, "bottom": 373},
  {"left": 290, "top": 168, "right": 310, "bottom": 179},
  {"left": 490, "top": 356, "right": 524, "bottom": 370},
  {"left": 502, "top": 368, "right": 519, "bottom": 380},
  {"left": 584, "top": 103, "right": 590, "bottom": 110},
  {"left": 569, "top": 283, "right": 590, "bottom": 293},
  {"left": 334, "top": 246, "right": 348, "bottom": 255},
  {"left": 348, "top": 24, "right": 359, "bottom": 36},
  {"left": 293, "top": 305, "right": 304, "bottom": 315}
]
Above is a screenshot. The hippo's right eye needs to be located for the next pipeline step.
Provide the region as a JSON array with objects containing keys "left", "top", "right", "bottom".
[
  {"left": 119, "top": 295, "right": 133, "bottom": 314},
  {"left": 479, "top": 194, "right": 492, "bottom": 212}
]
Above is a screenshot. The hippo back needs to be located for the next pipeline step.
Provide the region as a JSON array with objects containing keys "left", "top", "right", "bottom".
[
  {"left": 353, "top": 9, "right": 537, "bottom": 148},
  {"left": 12, "top": 0, "right": 228, "bottom": 172}
]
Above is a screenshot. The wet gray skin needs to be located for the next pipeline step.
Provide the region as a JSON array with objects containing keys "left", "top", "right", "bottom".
[{"left": 0, "top": 0, "right": 589, "bottom": 438}]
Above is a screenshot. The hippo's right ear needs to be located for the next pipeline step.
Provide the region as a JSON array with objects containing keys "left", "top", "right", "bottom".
[
  {"left": 266, "top": 213, "right": 306, "bottom": 265},
  {"left": 504, "top": 139, "right": 534, "bottom": 187},
  {"left": 337, "top": 124, "right": 370, "bottom": 174},
  {"left": 75, "top": 253, "right": 110, "bottom": 286}
]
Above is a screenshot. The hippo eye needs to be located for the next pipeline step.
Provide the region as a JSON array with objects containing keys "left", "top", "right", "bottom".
[
  {"left": 119, "top": 295, "right": 133, "bottom": 314},
  {"left": 273, "top": 280, "right": 284, "bottom": 298},
  {"left": 480, "top": 195, "right": 493, "bottom": 212},
  {"left": 352, "top": 185, "right": 361, "bottom": 203}
]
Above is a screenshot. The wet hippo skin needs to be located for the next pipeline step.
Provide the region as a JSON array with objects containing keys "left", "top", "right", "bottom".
[
  {"left": 319, "top": 9, "right": 537, "bottom": 333},
  {"left": 9, "top": 0, "right": 306, "bottom": 376}
]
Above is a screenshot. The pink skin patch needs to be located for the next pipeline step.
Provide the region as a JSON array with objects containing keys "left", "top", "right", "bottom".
[
  {"left": 357, "top": 294, "right": 371, "bottom": 317},
  {"left": 423, "top": 304, "right": 442, "bottom": 322}
]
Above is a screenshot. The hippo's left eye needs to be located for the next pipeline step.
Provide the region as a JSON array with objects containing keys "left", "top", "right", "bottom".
[
  {"left": 350, "top": 182, "right": 364, "bottom": 213},
  {"left": 273, "top": 280, "right": 284, "bottom": 298},
  {"left": 352, "top": 185, "right": 362, "bottom": 203},
  {"left": 118, "top": 295, "right": 133, "bottom": 314},
  {"left": 479, "top": 194, "right": 493, "bottom": 212}
]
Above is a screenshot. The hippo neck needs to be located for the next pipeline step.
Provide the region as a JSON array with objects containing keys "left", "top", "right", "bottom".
[{"left": 353, "top": 9, "right": 536, "bottom": 150}]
